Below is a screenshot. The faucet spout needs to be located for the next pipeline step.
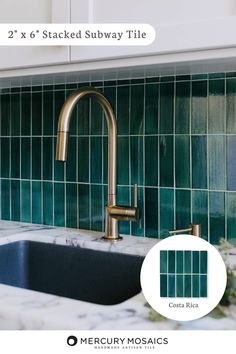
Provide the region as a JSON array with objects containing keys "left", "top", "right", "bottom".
[{"left": 56, "top": 87, "right": 139, "bottom": 241}]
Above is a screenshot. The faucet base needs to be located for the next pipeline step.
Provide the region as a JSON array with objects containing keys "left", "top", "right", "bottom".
[{"left": 101, "top": 235, "right": 123, "bottom": 242}]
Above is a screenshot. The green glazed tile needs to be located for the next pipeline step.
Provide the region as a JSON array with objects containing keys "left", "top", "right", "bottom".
[
  {"left": 21, "top": 180, "right": 31, "bottom": 223},
  {"left": 11, "top": 179, "right": 20, "bottom": 221},
  {"left": 10, "top": 94, "right": 20, "bottom": 136},
  {"left": 43, "top": 85, "right": 53, "bottom": 91},
  {"left": 192, "top": 74, "right": 207, "bottom": 81},
  {"left": 117, "top": 137, "right": 129, "bottom": 185},
  {"left": 192, "top": 275, "right": 200, "bottom": 297},
  {"left": 117, "top": 186, "right": 130, "bottom": 235},
  {"left": 210, "top": 192, "right": 225, "bottom": 244},
  {"left": 66, "top": 136, "right": 77, "bottom": 181},
  {"left": 77, "top": 98, "right": 90, "bottom": 135},
  {"left": 175, "top": 81, "right": 190, "bottom": 134},
  {"left": 145, "top": 136, "right": 158, "bottom": 186},
  {"left": 200, "top": 251, "right": 208, "bottom": 274},
  {"left": 191, "top": 81, "right": 207, "bottom": 134},
  {"left": 11, "top": 87, "right": 21, "bottom": 93},
  {"left": 43, "top": 91, "right": 54, "bottom": 135},
  {"left": 65, "top": 90, "right": 77, "bottom": 135},
  {"left": 90, "top": 137, "right": 102, "bottom": 183},
  {"left": 21, "top": 93, "right": 31, "bottom": 135},
  {"left": 209, "top": 135, "right": 225, "bottom": 190},
  {"left": 175, "top": 136, "right": 190, "bottom": 188},
  {"left": 1, "top": 88, "right": 10, "bottom": 93},
  {"left": 32, "top": 181, "right": 42, "bottom": 224},
  {"left": 160, "top": 82, "right": 174, "bottom": 134},
  {"left": 200, "top": 275, "right": 207, "bottom": 297},
  {"left": 130, "top": 136, "right": 143, "bottom": 185},
  {"left": 208, "top": 79, "right": 225, "bottom": 133},
  {"left": 1, "top": 138, "right": 10, "bottom": 177},
  {"left": 193, "top": 251, "right": 200, "bottom": 273},
  {"left": 103, "top": 136, "right": 108, "bottom": 185},
  {"left": 117, "top": 85, "right": 129, "bottom": 135},
  {"left": 43, "top": 182, "right": 53, "bottom": 225},
  {"left": 168, "top": 250, "right": 175, "bottom": 273},
  {"left": 21, "top": 138, "right": 31, "bottom": 179},
  {"left": 160, "top": 274, "right": 167, "bottom": 297},
  {"left": 32, "top": 92, "right": 42, "bottom": 135},
  {"left": 32, "top": 85, "right": 42, "bottom": 92},
  {"left": 1, "top": 94, "right": 10, "bottom": 136},
  {"left": 104, "top": 86, "right": 116, "bottom": 135},
  {"left": 78, "top": 184, "right": 90, "bottom": 230},
  {"left": 226, "top": 72, "right": 236, "bottom": 78},
  {"left": 1, "top": 179, "right": 10, "bottom": 220},
  {"left": 184, "top": 251, "right": 191, "bottom": 273},
  {"left": 145, "top": 187, "right": 158, "bottom": 237},
  {"left": 184, "top": 275, "right": 191, "bottom": 297},
  {"left": 78, "top": 137, "right": 89, "bottom": 182},
  {"left": 90, "top": 99, "right": 103, "bottom": 135},
  {"left": 130, "top": 85, "right": 144, "bottom": 135},
  {"left": 226, "top": 193, "right": 236, "bottom": 241},
  {"left": 43, "top": 137, "right": 52, "bottom": 180},
  {"left": 54, "top": 84, "right": 65, "bottom": 90},
  {"left": 52, "top": 150, "right": 64, "bottom": 181},
  {"left": 191, "top": 136, "right": 207, "bottom": 189},
  {"left": 192, "top": 190, "right": 208, "bottom": 240},
  {"left": 66, "top": 183, "right": 77, "bottom": 228},
  {"left": 117, "top": 79, "right": 130, "bottom": 85},
  {"left": 146, "top": 77, "right": 159, "bottom": 83},
  {"left": 227, "top": 136, "right": 236, "bottom": 190},
  {"left": 208, "top": 72, "right": 225, "bottom": 79},
  {"left": 160, "top": 76, "right": 174, "bottom": 82},
  {"left": 54, "top": 182, "right": 65, "bottom": 227},
  {"left": 54, "top": 90, "right": 65, "bottom": 134},
  {"left": 11, "top": 138, "right": 20, "bottom": 178},
  {"left": 176, "top": 189, "right": 191, "bottom": 229},
  {"left": 168, "top": 274, "right": 175, "bottom": 297},
  {"left": 176, "top": 75, "right": 191, "bottom": 81},
  {"left": 160, "top": 136, "right": 173, "bottom": 187},
  {"left": 91, "top": 184, "right": 103, "bottom": 231},
  {"left": 176, "top": 275, "right": 184, "bottom": 297},
  {"left": 176, "top": 251, "right": 184, "bottom": 274},
  {"left": 226, "top": 78, "right": 236, "bottom": 133},
  {"left": 160, "top": 250, "right": 167, "bottom": 273},
  {"left": 160, "top": 188, "right": 174, "bottom": 238},
  {"left": 131, "top": 186, "right": 144, "bottom": 236},
  {"left": 32, "top": 137, "right": 41, "bottom": 180},
  {"left": 145, "top": 83, "right": 158, "bottom": 134},
  {"left": 130, "top": 78, "right": 144, "bottom": 84}
]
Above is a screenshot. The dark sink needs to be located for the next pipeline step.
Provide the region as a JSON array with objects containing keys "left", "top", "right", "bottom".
[{"left": 0, "top": 241, "right": 144, "bottom": 305}]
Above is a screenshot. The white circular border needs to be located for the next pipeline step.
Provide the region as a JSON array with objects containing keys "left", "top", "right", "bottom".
[{"left": 140, "top": 235, "right": 227, "bottom": 321}]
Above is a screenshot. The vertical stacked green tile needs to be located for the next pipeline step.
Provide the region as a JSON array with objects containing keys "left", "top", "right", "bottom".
[
  {"left": 0, "top": 73, "right": 235, "bottom": 243},
  {"left": 160, "top": 250, "right": 208, "bottom": 298}
]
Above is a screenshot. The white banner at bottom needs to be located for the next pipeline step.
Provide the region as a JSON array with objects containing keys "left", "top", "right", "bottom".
[{"left": 0, "top": 330, "right": 234, "bottom": 354}]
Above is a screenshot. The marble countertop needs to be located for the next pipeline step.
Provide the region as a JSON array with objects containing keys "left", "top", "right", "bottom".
[{"left": 0, "top": 220, "right": 236, "bottom": 330}]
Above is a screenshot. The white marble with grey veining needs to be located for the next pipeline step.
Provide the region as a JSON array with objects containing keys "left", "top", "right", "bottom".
[{"left": 0, "top": 220, "right": 236, "bottom": 330}]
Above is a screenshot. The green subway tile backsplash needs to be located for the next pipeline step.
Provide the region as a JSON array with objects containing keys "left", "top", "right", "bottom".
[{"left": 0, "top": 74, "right": 236, "bottom": 244}]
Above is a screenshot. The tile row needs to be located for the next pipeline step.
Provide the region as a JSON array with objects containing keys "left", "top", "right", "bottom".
[
  {"left": 2, "top": 78, "right": 236, "bottom": 137},
  {"left": 1, "top": 180, "right": 236, "bottom": 243},
  {"left": 1, "top": 135, "right": 236, "bottom": 191}
]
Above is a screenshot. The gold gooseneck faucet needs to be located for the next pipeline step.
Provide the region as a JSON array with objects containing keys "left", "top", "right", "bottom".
[{"left": 56, "top": 87, "right": 139, "bottom": 241}]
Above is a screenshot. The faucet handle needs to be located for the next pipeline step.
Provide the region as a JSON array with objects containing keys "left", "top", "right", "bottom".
[{"left": 133, "top": 184, "right": 138, "bottom": 208}]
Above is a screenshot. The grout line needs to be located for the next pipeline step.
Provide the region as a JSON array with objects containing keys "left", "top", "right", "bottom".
[
  {"left": 173, "top": 80, "right": 176, "bottom": 229},
  {"left": 143, "top": 82, "right": 146, "bottom": 237},
  {"left": 224, "top": 76, "right": 228, "bottom": 241},
  {"left": 206, "top": 77, "right": 210, "bottom": 243},
  {"left": 128, "top": 83, "right": 131, "bottom": 235}
]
